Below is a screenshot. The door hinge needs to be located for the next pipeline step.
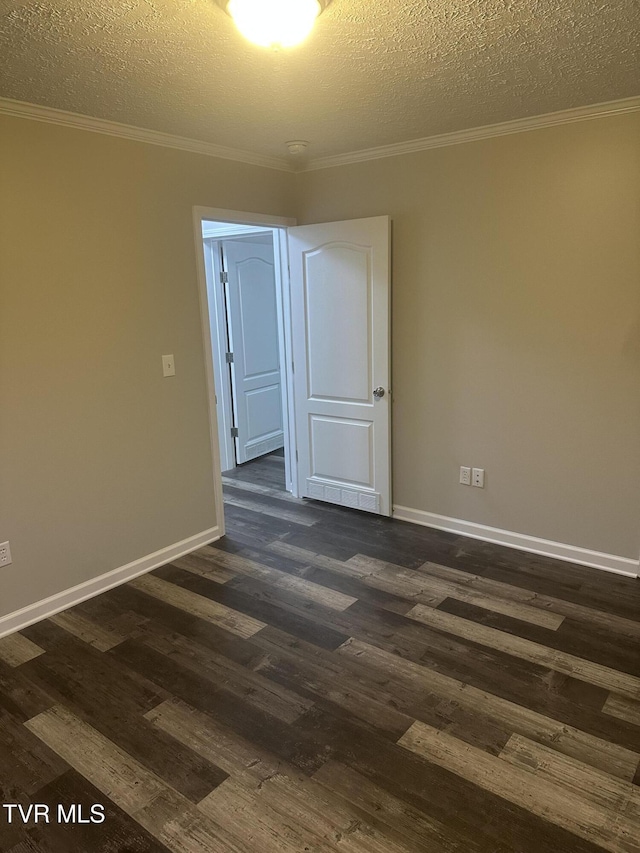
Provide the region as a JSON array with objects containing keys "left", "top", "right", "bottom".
[
  {"left": 230, "top": 427, "right": 239, "bottom": 438},
  {"left": 291, "top": 360, "right": 295, "bottom": 373},
  {"left": 220, "top": 270, "right": 229, "bottom": 284},
  {"left": 225, "top": 352, "right": 234, "bottom": 363},
  {"left": 295, "top": 449, "right": 298, "bottom": 462}
]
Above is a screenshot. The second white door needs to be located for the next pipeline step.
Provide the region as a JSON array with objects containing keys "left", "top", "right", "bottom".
[{"left": 224, "top": 239, "right": 284, "bottom": 464}]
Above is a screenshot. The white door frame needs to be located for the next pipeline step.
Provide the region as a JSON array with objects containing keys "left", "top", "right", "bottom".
[{"left": 192, "top": 206, "right": 298, "bottom": 538}]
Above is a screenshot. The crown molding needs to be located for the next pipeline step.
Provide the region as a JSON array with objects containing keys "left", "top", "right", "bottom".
[
  {"left": 0, "top": 97, "right": 294, "bottom": 172},
  {"left": 305, "top": 95, "right": 640, "bottom": 172},
  {"left": 2, "top": 93, "right": 638, "bottom": 176}
]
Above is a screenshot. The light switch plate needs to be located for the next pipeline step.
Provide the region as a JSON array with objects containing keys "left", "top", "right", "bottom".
[{"left": 162, "top": 354, "right": 175, "bottom": 377}]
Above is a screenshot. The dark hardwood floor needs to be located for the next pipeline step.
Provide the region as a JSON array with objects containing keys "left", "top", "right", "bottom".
[{"left": 1, "top": 451, "right": 639, "bottom": 852}]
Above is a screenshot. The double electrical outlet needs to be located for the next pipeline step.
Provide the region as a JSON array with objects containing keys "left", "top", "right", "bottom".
[
  {"left": 0, "top": 541, "right": 12, "bottom": 568},
  {"left": 460, "top": 467, "right": 485, "bottom": 488}
]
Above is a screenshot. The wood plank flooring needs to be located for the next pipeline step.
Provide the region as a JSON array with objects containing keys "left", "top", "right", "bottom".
[{"left": 1, "top": 451, "right": 639, "bottom": 852}]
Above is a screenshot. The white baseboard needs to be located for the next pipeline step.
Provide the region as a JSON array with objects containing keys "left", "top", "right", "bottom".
[
  {"left": 392, "top": 506, "right": 639, "bottom": 578},
  {"left": 0, "top": 526, "right": 222, "bottom": 640}
]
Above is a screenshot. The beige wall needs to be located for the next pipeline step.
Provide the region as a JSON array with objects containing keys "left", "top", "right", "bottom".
[
  {"left": 297, "top": 113, "right": 640, "bottom": 560},
  {"left": 0, "top": 115, "right": 295, "bottom": 618}
]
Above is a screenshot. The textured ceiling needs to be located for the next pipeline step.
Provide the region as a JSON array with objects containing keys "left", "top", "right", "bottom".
[{"left": 1, "top": 0, "right": 639, "bottom": 163}]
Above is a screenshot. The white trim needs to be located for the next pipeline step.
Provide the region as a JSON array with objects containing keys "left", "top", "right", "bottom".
[
  {"left": 0, "top": 527, "right": 221, "bottom": 640},
  {"left": 194, "top": 207, "right": 296, "bottom": 229},
  {"left": 0, "top": 97, "right": 294, "bottom": 172},
  {"left": 193, "top": 214, "right": 228, "bottom": 539},
  {"left": 202, "top": 223, "right": 274, "bottom": 240},
  {"left": 392, "top": 506, "right": 639, "bottom": 579},
  {"left": 306, "top": 96, "right": 640, "bottom": 171},
  {"left": 274, "top": 229, "right": 298, "bottom": 495}
]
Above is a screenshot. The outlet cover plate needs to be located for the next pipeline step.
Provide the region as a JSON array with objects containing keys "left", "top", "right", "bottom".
[
  {"left": 460, "top": 466, "right": 471, "bottom": 486},
  {"left": 472, "top": 468, "right": 485, "bottom": 488},
  {"left": 0, "top": 541, "right": 12, "bottom": 567}
]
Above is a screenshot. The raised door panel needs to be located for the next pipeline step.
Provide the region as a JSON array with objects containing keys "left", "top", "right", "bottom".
[
  {"left": 237, "top": 258, "right": 280, "bottom": 379},
  {"left": 304, "top": 245, "right": 371, "bottom": 403}
]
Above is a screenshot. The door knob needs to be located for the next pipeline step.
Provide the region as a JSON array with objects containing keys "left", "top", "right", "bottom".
[{"left": 373, "top": 387, "right": 385, "bottom": 399}]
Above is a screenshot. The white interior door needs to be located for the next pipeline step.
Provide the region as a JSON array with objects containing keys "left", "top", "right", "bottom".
[
  {"left": 224, "top": 239, "right": 284, "bottom": 464},
  {"left": 288, "top": 216, "right": 391, "bottom": 515}
]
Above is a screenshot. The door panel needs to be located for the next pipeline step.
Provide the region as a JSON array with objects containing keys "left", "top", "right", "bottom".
[
  {"left": 224, "top": 240, "right": 284, "bottom": 464},
  {"left": 288, "top": 216, "right": 391, "bottom": 516},
  {"left": 238, "top": 269, "right": 280, "bottom": 376},
  {"left": 305, "top": 244, "right": 371, "bottom": 401},
  {"left": 310, "top": 416, "right": 373, "bottom": 485},
  {"left": 246, "top": 385, "right": 282, "bottom": 439}
]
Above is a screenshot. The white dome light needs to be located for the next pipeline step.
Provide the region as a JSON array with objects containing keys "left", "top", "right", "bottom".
[{"left": 224, "top": 0, "right": 325, "bottom": 49}]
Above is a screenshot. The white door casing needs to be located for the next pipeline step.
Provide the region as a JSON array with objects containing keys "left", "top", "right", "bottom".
[
  {"left": 288, "top": 216, "right": 391, "bottom": 516},
  {"left": 223, "top": 239, "right": 285, "bottom": 464}
]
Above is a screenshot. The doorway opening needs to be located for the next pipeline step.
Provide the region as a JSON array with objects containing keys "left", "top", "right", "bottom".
[
  {"left": 194, "top": 206, "right": 392, "bottom": 539},
  {"left": 200, "top": 217, "right": 296, "bottom": 502}
]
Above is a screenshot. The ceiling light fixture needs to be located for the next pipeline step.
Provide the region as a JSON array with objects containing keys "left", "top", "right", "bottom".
[{"left": 217, "top": 0, "right": 332, "bottom": 49}]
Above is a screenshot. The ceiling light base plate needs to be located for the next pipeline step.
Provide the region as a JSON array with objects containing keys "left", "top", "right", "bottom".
[
  {"left": 215, "top": 0, "right": 332, "bottom": 12},
  {"left": 286, "top": 140, "right": 309, "bottom": 155}
]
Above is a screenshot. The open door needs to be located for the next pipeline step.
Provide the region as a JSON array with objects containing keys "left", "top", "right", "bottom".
[
  {"left": 223, "top": 239, "right": 285, "bottom": 464},
  {"left": 288, "top": 216, "right": 391, "bottom": 515}
]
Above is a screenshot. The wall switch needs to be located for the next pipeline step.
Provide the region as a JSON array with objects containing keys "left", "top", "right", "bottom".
[
  {"left": 472, "top": 468, "right": 485, "bottom": 488},
  {"left": 459, "top": 466, "right": 471, "bottom": 486},
  {"left": 162, "top": 354, "right": 175, "bottom": 377},
  {"left": 0, "top": 541, "right": 12, "bottom": 568}
]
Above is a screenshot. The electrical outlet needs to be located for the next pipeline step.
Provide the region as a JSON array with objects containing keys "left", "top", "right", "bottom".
[
  {"left": 472, "top": 468, "right": 485, "bottom": 488},
  {"left": 162, "top": 354, "right": 175, "bottom": 377},
  {"left": 0, "top": 541, "right": 12, "bottom": 568},
  {"left": 459, "top": 466, "right": 471, "bottom": 486}
]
